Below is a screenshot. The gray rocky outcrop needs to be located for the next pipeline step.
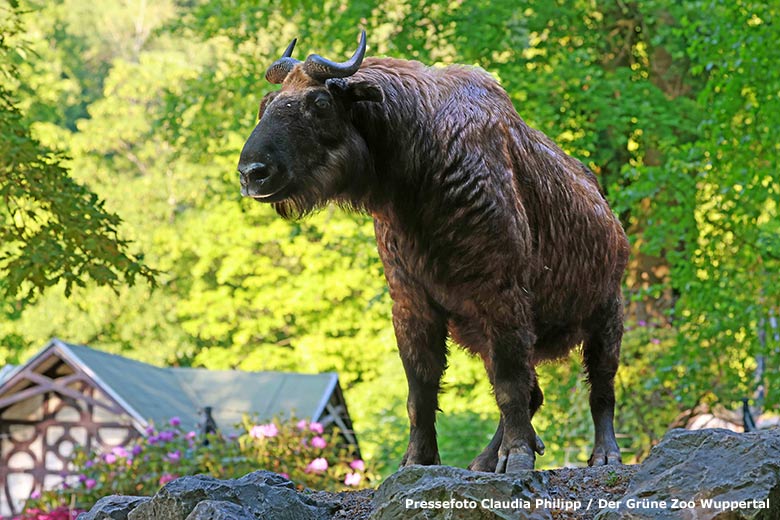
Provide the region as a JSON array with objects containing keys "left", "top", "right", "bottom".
[
  {"left": 77, "top": 495, "right": 150, "bottom": 520},
  {"left": 79, "top": 428, "right": 779, "bottom": 520},
  {"left": 78, "top": 471, "right": 335, "bottom": 520},
  {"left": 595, "top": 428, "right": 780, "bottom": 520},
  {"left": 369, "top": 464, "right": 554, "bottom": 519}
]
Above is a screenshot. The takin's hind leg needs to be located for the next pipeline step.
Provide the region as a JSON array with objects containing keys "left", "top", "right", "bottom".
[
  {"left": 583, "top": 296, "right": 624, "bottom": 466},
  {"left": 468, "top": 370, "right": 545, "bottom": 472},
  {"left": 468, "top": 417, "right": 503, "bottom": 472}
]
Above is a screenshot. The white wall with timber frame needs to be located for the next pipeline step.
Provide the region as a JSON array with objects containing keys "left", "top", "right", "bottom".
[{"left": 0, "top": 342, "right": 138, "bottom": 516}]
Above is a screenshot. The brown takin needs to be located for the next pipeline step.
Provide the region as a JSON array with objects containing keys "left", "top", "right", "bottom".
[{"left": 238, "top": 31, "right": 629, "bottom": 473}]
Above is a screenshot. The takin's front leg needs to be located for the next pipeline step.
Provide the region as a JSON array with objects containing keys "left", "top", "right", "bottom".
[
  {"left": 392, "top": 295, "right": 448, "bottom": 467},
  {"left": 490, "top": 327, "right": 539, "bottom": 473},
  {"left": 468, "top": 368, "right": 545, "bottom": 472}
]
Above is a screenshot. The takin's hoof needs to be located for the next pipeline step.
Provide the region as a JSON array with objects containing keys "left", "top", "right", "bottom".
[
  {"left": 400, "top": 450, "right": 441, "bottom": 467},
  {"left": 468, "top": 453, "right": 498, "bottom": 473},
  {"left": 495, "top": 444, "right": 535, "bottom": 473},
  {"left": 534, "top": 434, "right": 546, "bottom": 456},
  {"left": 588, "top": 447, "right": 622, "bottom": 467},
  {"left": 469, "top": 435, "right": 543, "bottom": 472}
]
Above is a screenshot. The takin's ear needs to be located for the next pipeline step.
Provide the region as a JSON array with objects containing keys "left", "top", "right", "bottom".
[
  {"left": 258, "top": 91, "right": 280, "bottom": 120},
  {"left": 326, "top": 78, "right": 384, "bottom": 104}
]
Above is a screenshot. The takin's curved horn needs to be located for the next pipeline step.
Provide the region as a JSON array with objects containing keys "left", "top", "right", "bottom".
[
  {"left": 265, "top": 38, "right": 300, "bottom": 84},
  {"left": 303, "top": 30, "right": 367, "bottom": 82}
]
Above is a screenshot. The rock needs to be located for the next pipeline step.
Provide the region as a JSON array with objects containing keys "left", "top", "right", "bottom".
[
  {"left": 595, "top": 428, "right": 780, "bottom": 520},
  {"left": 105, "top": 470, "right": 336, "bottom": 520},
  {"left": 370, "top": 465, "right": 555, "bottom": 520},
  {"left": 185, "top": 500, "right": 254, "bottom": 519},
  {"left": 77, "top": 495, "right": 150, "bottom": 520}
]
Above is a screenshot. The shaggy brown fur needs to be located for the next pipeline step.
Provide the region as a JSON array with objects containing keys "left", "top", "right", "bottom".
[{"left": 239, "top": 50, "right": 629, "bottom": 472}]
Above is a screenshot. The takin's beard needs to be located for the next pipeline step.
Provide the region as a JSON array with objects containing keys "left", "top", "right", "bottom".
[
  {"left": 273, "top": 142, "right": 371, "bottom": 220},
  {"left": 271, "top": 177, "right": 331, "bottom": 220},
  {"left": 271, "top": 160, "right": 346, "bottom": 220}
]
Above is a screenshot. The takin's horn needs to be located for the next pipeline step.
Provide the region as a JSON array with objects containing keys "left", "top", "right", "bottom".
[
  {"left": 303, "top": 30, "right": 367, "bottom": 82},
  {"left": 265, "top": 38, "right": 300, "bottom": 84}
]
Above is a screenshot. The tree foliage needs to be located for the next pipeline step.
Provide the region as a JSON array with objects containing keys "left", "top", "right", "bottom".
[
  {"left": 2, "top": 0, "right": 778, "bottom": 478},
  {"left": 0, "top": 2, "right": 154, "bottom": 306}
]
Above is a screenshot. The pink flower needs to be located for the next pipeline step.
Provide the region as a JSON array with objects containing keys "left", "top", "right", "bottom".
[
  {"left": 296, "top": 419, "right": 308, "bottom": 430},
  {"left": 104, "top": 453, "right": 117, "bottom": 464},
  {"left": 186, "top": 431, "right": 197, "bottom": 440},
  {"left": 159, "top": 430, "right": 175, "bottom": 442},
  {"left": 280, "top": 472, "right": 290, "bottom": 479},
  {"left": 250, "top": 423, "right": 279, "bottom": 439},
  {"left": 169, "top": 416, "right": 181, "bottom": 427},
  {"left": 159, "top": 473, "right": 177, "bottom": 486},
  {"left": 651, "top": 338, "right": 661, "bottom": 344},
  {"left": 166, "top": 450, "right": 181, "bottom": 463},
  {"left": 112, "top": 446, "right": 129, "bottom": 458},
  {"left": 306, "top": 457, "right": 329, "bottom": 473},
  {"left": 349, "top": 459, "right": 365, "bottom": 471},
  {"left": 309, "top": 422, "right": 324, "bottom": 434},
  {"left": 311, "top": 436, "right": 327, "bottom": 449},
  {"left": 344, "top": 472, "right": 362, "bottom": 486},
  {"left": 85, "top": 479, "right": 97, "bottom": 490},
  {"left": 30, "top": 490, "right": 41, "bottom": 499}
]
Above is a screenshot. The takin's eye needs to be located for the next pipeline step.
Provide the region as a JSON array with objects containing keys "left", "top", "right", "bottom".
[{"left": 308, "top": 91, "right": 333, "bottom": 113}]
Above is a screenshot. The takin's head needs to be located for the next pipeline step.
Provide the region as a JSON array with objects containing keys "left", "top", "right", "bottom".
[{"left": 238, "top": 31, "right": 384, "bottom": 218}]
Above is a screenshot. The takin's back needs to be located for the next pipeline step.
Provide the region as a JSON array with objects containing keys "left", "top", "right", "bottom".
[{"left": 354, "top": 58, "right": 629, "bottom": 323}]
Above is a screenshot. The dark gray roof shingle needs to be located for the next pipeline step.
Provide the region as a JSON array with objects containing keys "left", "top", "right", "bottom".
[{"left": 3, "top": 339, "right": 340, "bottom": 435}]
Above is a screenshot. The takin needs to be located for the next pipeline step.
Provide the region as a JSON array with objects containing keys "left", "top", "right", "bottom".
[{"left": 238, "top": 31, "right": 630, "bottom": 473}]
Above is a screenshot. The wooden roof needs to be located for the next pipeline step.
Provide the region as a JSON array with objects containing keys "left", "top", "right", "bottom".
[{"left": 0, "top": 339, "right": 356, "bottom": 441}]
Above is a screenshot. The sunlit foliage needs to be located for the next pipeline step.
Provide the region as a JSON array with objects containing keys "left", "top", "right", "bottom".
[{"left": 0, "top": 0, "right": 155, "bottom": 346}]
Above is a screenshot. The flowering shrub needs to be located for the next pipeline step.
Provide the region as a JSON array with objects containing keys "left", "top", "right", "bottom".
[
  {"left": 236, "top": 416, "right": 367, "bottom": 490},
  {"left": 9, "top": 505, "right": 83, "bottom": 520},
  {"left": 21, "top": 416, "right": 369, "bottom": 515}
]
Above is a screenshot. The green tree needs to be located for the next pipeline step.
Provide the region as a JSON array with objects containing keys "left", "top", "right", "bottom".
[{"left": 0, "top": 0, "right": 154, "bottom": 361}]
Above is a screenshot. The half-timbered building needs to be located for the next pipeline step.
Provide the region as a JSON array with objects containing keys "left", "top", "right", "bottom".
[{"left": 0, "top": 338, "right": 357, "bottom": 516}]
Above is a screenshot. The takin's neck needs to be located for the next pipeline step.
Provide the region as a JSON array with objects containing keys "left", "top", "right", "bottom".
[{"left": 348, "top": 59, "right": 505, "bottom": 214}]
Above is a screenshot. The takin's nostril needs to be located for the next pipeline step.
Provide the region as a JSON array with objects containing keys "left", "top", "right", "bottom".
[{"left": 239, "top": 162, "right": 270, "bottom": 181}]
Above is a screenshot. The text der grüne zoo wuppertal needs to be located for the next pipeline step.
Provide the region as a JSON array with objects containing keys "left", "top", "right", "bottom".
[{"left": 404, "top": 497, "right": 770, "bottom": 513}]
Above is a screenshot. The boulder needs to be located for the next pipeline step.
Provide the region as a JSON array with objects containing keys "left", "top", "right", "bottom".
[
  {"left": 77, "top": 495, "right": 150, "bottom": 520},
  {"left": 185, "top": 500, "right": 255, "bottom": 519},
  {"left": 370, "top": 465, "right": 555, "bottom": 520},
  {"left": 595, "top": 428, "right": 780, "bottom": 520},
  {"left": 121, "top": 471, "right": 336, "bottom": 520}
]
